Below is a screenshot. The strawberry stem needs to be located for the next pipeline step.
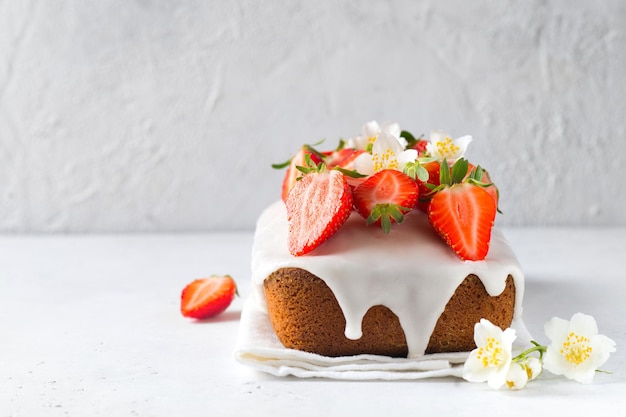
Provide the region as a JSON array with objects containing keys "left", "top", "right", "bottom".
[{"left": 366, "top": 204, "right": 411, "bottom": 234}]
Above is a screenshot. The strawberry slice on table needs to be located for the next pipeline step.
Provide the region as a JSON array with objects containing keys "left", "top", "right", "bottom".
[
  {"left": 353, "top": 169, "right": 419, "bottom": 233},
  {"left": 180, "top": 275, "right": 238, "bottom": 319},
  {"left": 286, "top": 167, "right": 353, "bottom": 256},
  {"left": 427, "top": 159, "right": 497, "bottom": 261}
]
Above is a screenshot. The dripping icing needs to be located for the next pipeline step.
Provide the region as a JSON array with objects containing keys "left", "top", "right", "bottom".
[{"left": 251, "top": 201, "right": 524, "bottom": 358}]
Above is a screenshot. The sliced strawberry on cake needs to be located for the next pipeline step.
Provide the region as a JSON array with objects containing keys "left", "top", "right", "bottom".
[
  {"left": 326, "top": 147, "right": 365, "bottom": 170},
  {"left": 427, "top": 159, "right": 497, "bottom": 261},
  {"left": 414, "top": 160, "right": 441, "bottom": 212},
  {"left": 353, "top": 169, "right": 419, "bottom": 233},
  {"left": 466, "top": 163, "right": 500, "bottom": 212},
  {"left": 274, "top": 145, "right": 325, "bottom": 202},
  {"left": 285, "top": 164, "right": 353, "bottom": 256}
]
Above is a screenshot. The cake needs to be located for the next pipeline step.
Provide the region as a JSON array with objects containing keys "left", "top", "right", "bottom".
[{"left": 252, "top": 121, "right": 524, "bottom": 359}]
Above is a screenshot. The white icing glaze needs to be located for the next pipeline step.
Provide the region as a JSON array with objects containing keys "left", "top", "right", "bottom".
[{"left": 251, "top": 201, "right": 525, "bottom": 358}]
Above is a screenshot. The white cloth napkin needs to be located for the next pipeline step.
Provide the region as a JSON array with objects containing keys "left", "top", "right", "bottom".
[{"left": 235, "top": 293, "right": 532, "bottom": 380}]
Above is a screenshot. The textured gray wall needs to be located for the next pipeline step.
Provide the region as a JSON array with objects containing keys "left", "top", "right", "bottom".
[{"left": 1, "top": 1, "right": 625, "bottom": 232}]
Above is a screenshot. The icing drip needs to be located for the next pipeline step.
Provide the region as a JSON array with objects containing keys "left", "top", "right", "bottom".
[{"left": 251, "top": 201, "right": 525, "bottom": 358}]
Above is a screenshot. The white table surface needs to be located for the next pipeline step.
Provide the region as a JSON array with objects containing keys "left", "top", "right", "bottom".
[{"left": 2, "top": 228, "right": 626, "bottom": 416}]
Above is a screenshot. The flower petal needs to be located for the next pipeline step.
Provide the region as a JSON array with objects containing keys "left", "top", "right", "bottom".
[
  {"left": 372, "top": 131, "right": 404, "bottom": 156},
  {"left": 569, "top": 313, "right": 599, "bottom": 337},
  {"left": 429, "top": 130, "right": 447, "bottom": 143},
  {"left": 381, "top": 121, "right": 401, "bottom": 139},
  {"left": 397, "top": 149, "right": 418, "bottom": 168},
  {"left": 347, "top": 135, "right": 369, "bottom": 151},
  {"left": 454, "top": 135, "right": 472, "bottom": 155},
  {"left": 363, "top": 121, "right": 381, "bottom": 140},
  {"left": 353, "top": 152, "right": 374, "bottom": 176},
  {"left": 463, "top": 350, "right": 495, "bottom": 383},
  {"left": 487, "top": 362, "right": 512, "bottom": 389},
  {"left": 544, "top": 316, "right": 570, "bottom": 343},
  {"left": 505, "top": 362, "right": 528, "bottom": 390},
  {"left": 525, "top": 356, "right": 542, "bottom": 381}
]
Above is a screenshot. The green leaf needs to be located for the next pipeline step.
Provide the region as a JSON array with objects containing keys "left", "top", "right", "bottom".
[
  {"left": 416, "top": 165, "right": 429, "bottom": 182},
  {"left": 271, "top": 157, "right": 292, "bottom": 170},
  {"left": 366, "top": 206, "right": 382, "bottom": 226},
  {"left": 471, "top": 165, "right": 484, "bottom": 181},
  {"left": 450, "top": 158, "right": 469, "bottom": 184},
  {"left": 403, "top": 161, "right": 418, "bottom": 180},
  {"left": 439, "top": 159, "right": 451, "bottom": 185},
  {"left": 334, "top": 167, "right": 367, "bottom": 178},
  {"left": 389, "top": 205, "right": 405, "bottom": 224},
  {"left": 417, "top": 156, "right": 437, "bottom": 164},
  {"left": 335, "top": 138, "right": 346, "bottom": 152},
  {"left": 304, "top": 144, "right": 327, "bottom": 161},
  {"left": 380, "top": 213, "right": 392, "bottom": 234}
]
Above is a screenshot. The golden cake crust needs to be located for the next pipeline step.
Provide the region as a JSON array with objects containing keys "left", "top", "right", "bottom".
[{"left": 263, "top": 267, "right": 515, "bottom": 357}]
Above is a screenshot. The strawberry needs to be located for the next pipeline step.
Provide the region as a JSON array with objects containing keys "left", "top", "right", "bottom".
[
  {"left": 286, "top": 168, "right": 353, "bottom": 256},
  {"left": 278, "top": 146, "right": 324, "bottom": 202},
  {"left": 412, "top": 139, "right": 430, "bottom": 156},
  {"left": 427, "top": 159, "right": 497, "bottom": 261},
  {"left": 326, "top": 148, "right": 365, "bottom": 170},
  {"left": 180, "top": 275, "right": 238, "bottom": 319},
  {"left": 466, "top": 163, "right": 500, "bottom": 211},
  {"left": 415, "top": 160, "right": 441, "bottom": 212},
  {"left": 353, "top": 169, "right": 418, "bottom": 233}
]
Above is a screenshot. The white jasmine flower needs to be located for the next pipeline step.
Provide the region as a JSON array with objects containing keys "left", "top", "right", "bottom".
[
  {"left": 523, "top": 356, "right": 542, "bottom": 381},
  {"left": 347, "top": 121, "right": 404, "bottom": 150},
  {"left": 463, "top": 319, "right": 517, "bottom": 389},
  {"left": 426, "top": 130, "right": 472, "bottom": 162},
  {"left": 352, "top": 131, "right": 417, "bottom": 176},
  {"left": 505, "top": 362, "right": 529, "bottom": 390},
  {"left": 543, "top": 313, "right": 616, "bottom": 384}
]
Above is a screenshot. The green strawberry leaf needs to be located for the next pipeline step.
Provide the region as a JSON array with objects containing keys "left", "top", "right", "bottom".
[
  {"left": 271, "top": 158, "right": 292, "bottom": 169},
  {"left": 450, "top": 158, "right": 469, "bottom": 184},
  {"left": 334, "top": 167, "right": 368, "bottom": 178},
  {"left": 439, "top": 159, "right": 451, "bottom": 185}
]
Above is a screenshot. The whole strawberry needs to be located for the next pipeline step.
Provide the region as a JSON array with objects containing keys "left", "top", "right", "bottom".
[
  {"left": 427, "top": 159, "right": 497, "bottom": 261},
  {"left": 286, "top": 163, "right": 353, "bottom": 256}
]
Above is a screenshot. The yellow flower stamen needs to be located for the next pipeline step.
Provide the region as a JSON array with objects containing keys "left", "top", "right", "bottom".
[
  {"left": 560, "top": 332, "right": 592, "bottom": 365},
  {"left": 475, "top": 337, "right": 505, "bottom": 368},
  {"left": 372, "top": 148, "right": 399, "bottom": 172},
  {"left": 435, "top": 137, "right": 460, "bottom": 158},
  {"left": 525, "top": 365, "right": 533, "bottom": 380}
]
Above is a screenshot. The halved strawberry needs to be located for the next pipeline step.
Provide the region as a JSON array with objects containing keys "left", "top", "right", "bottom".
[
  {"left": 466, "top": 163, "right": 500, "bottom": 211},
  {"left": 428, "top": 183, "right": 496, "bottom": 260},
  {"left": 415, "top": 160, "right": 441, "bottom": 212},
  {"left": 279, "top": 146, "right": 324, "bottom": 202},
  {"left": 180, "top": 275, "right": 238, "bottom": 319},
  {"left": 326, "top": 148, "right": 365, "bottom": 170},
  {"left": 353, "top": 169, "right": 418, "bottom": 233},
  {"left": 427, "top": 159, "right": 497, "bottom": 260},
  {"left": 286, "top": 168, "right": 353, "bottom": 256}
]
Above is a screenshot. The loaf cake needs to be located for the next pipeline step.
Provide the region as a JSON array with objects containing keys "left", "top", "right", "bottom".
[{"left": 252, "top": 122, "right": 524, "bottom": 359}]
